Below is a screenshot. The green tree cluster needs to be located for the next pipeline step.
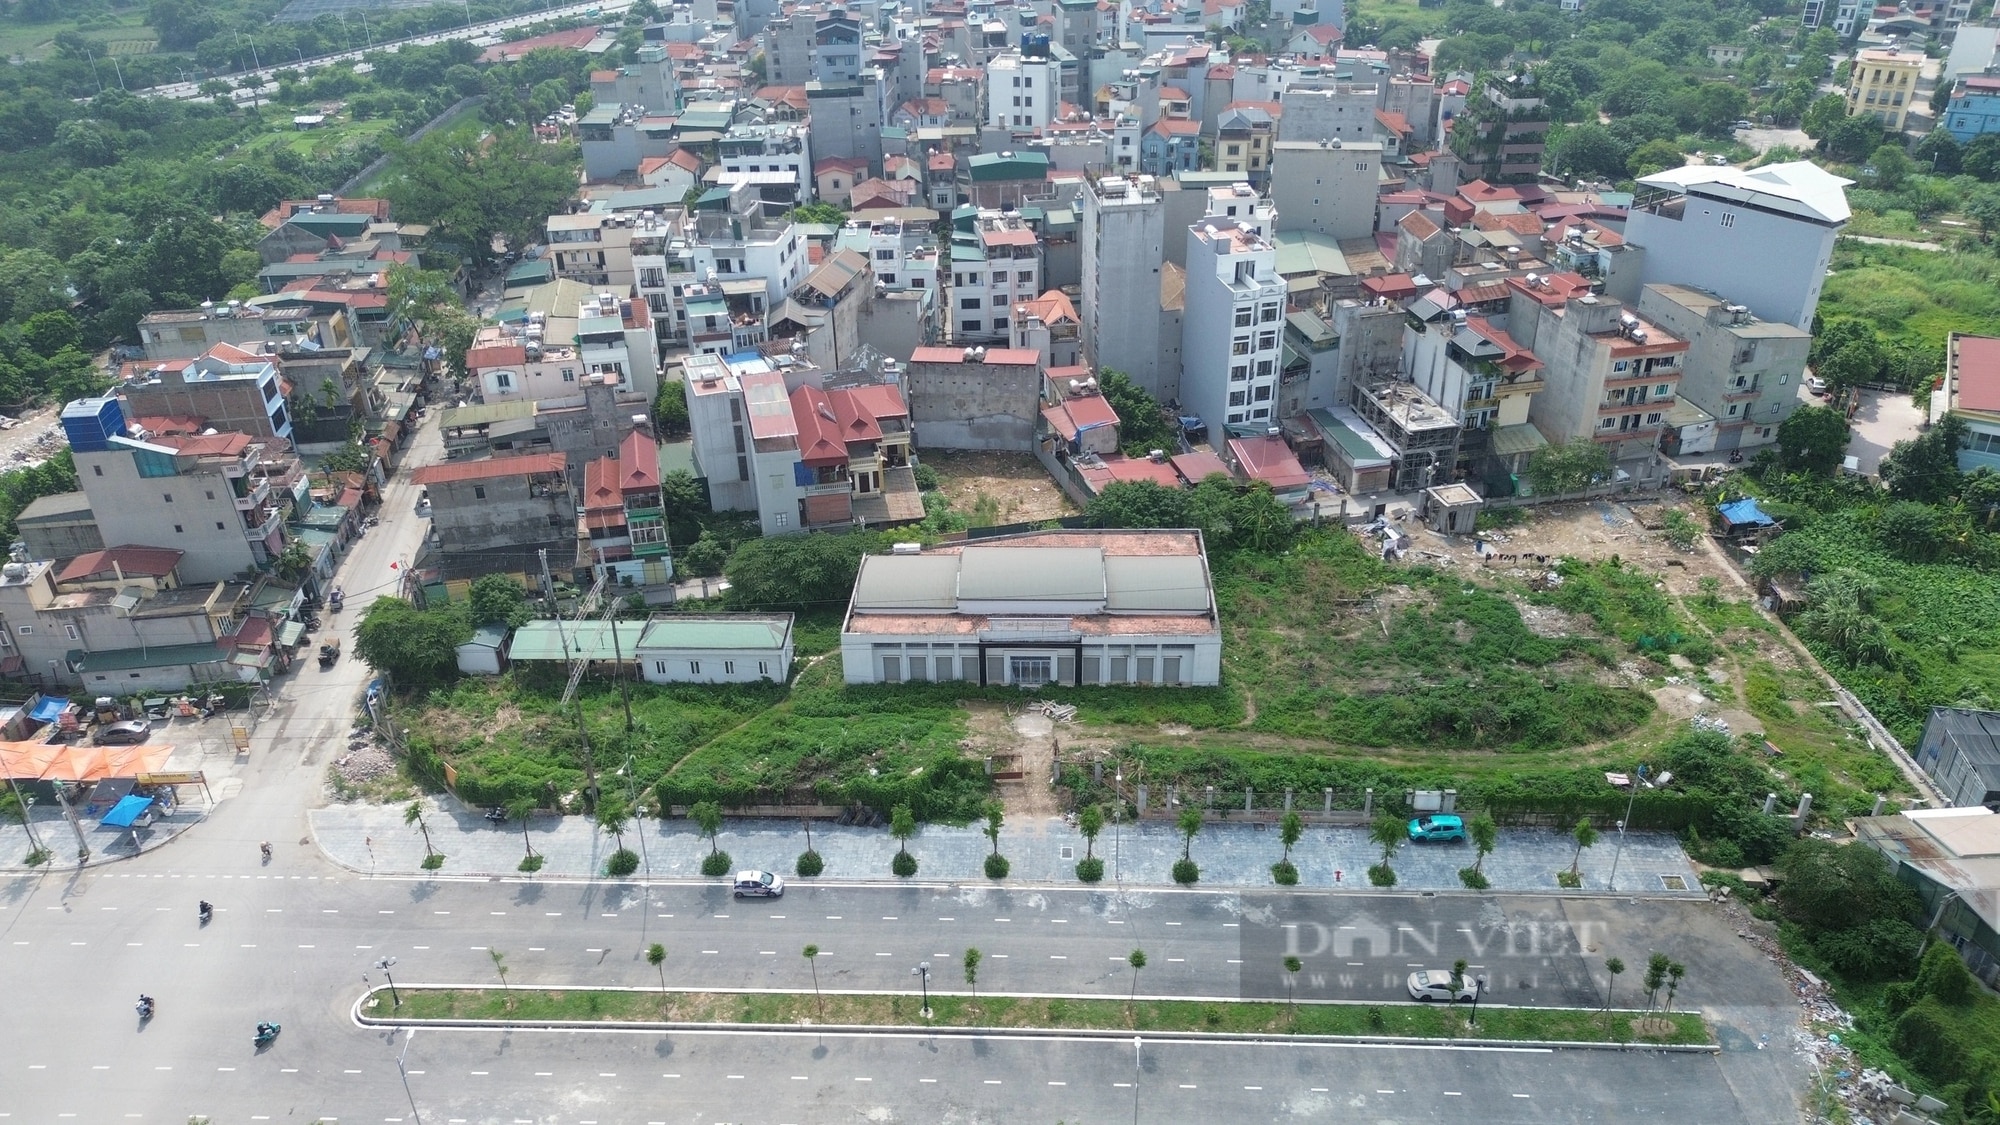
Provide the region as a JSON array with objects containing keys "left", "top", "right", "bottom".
[
  {"left": 1083, "top": 477, "right": 1295, "bottom": 552},
  {"left": 1099, "top": 369, "right": 1180, "bottom": 459},
  {"left": 1776, "top": 836, "right": 1924, "bottom": 980},
  {"left": 353, "top": 597, "right": 472, "bottom": 690}
]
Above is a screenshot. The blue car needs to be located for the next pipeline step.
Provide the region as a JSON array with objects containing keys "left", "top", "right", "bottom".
[{"left": 1408, "top": 814, "right": 1466, "bottom": 842}]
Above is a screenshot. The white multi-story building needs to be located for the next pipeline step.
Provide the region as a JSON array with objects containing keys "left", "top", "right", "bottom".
[
  {"left": 717, "top": 121, "right": 814, "bottom": 205},
  {"left": 1619, "top": 162, "right": 1851, "bottom": 332},
  {"left": 472, "top": 283, "right": 661, "bottom": 406},
  {"left": 1081, "top": 172, "right": 1174, "bottom": 399},
  {"left": 949, "top": 210, "right": 1043, "bottom": 343},
  {"left": 989, "top": 49, "right": 1059, "bottom": 132},
  {"left": 832, "top": 217, "right": 940, "bottom": 292},
  {"left": 1269, "top": 139, "right": 1381, "bottom": 242},
  {"left": 1182, "top": 205, "right": 1286, "bottom": 435}
]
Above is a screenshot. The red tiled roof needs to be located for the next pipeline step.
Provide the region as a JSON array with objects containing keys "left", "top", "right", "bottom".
[
  {"left": 1171, "top": 451, "right": 1231, "bottom": 484},
  {"left": 1081, "top": 454, "right": 1182, "bottom": 490},
  {"left": 466, "top": 344, "right": 528, "bottom": 370},
  {"left": 814, "top": 155, "right": 871, "bottom": 176},
  {"left": 1016, "top": 289, "right": 1079, "bottom": 326},
  {"left": 1150, "top": 117, "right": 1201, "bottom": 136},
  {"left": 1463, "top": 316, "right": 1544, "bottom": 373},
  {"left": 1473, "top": 211, "right": 1545, "bottom": 236},
  {"left": 582, "top": 452, "right": 622, "bottom": 509},
  {"left": 155, "top": 432, "right": 253, "bottom": 457},
  {"left": 478, "top": 26, "right": 600, "bottom": 63},
  {"left": 1361, "top": 273, "right": 1421, "bottom": 300},
  {"left": 57, "top": 546, "right": 185, "bottom": 584},
  {"left": 412, "top": 452, "right": 565, "bottom": 485},
  {"left": 619, "top": 430, "right": 661, "bottom": 493},
  {"left": 1955, "top": 335, "right": 2000, "bottom": 412},
  {"left": 1398, "top": 211, "right": 1442, "bottom": 240},
  {"left": 130, "top": 414, "right": 208, "bottom": 436},
  {"left": 1227, "top": 435, "right": 1310, "bottom": 490}
]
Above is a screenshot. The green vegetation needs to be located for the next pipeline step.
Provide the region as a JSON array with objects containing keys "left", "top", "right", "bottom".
[{"left": 378, "top": 986, "right": 1710, "bottom": 1045}]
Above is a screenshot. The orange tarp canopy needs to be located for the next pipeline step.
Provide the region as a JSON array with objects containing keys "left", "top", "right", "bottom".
[{"left": 0, "top": 741, "right": 173, "bottom": 782}]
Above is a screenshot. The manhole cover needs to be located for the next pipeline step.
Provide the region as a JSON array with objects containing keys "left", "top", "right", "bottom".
[
  {"left": 1060, "top": 846, "right": 1074, "bottom": 860},
  {"left": 1659, "top": 874, "right": 1688, "bottom": 891}
]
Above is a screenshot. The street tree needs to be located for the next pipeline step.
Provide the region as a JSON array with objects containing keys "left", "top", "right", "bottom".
[
  {"left": 1284, "top": 955, "right": 1303, "bottom": 1020},
  {"left": 404, "top": 800, "right": 437, "bottom": 862},
  {"left": 1128, "top": 948, "right": 1147, "bottom": 1003},
  {"left": 469, "top": 574, "right": 531, "bottom": 628},
  {"left": 1663, "top": 961, "right": 1686, "bottom": 1013},
  {"left": 803, "top": 944, "right": 823, "bottom": 1019},
  {"left": 691, "top": 799, "right": 729, "bottom": 876},
  {"left": 597, "top": 793, "right": 635, "bottom": 876},
  {"left": 963, "top": 947, "right": 982, "bottom": 1005},
  {"left": 383, "top": 264, "right": 461, "bottom": 352},
  {"left": 1470, "top": 813, "right": 1498, "bottom": 875},
  {"left": 490, "top": 948, "right": 510, "bottom": 992},
  {"left": 1525, "top": 440, "right": 1612, "bottom": 498},
  {"left": 508, "top": 796, "right": 539, "bottom": 869},
  {"left": 1076, "top": 802, "right": 1105, "bottom": 882},
  {"left": 1570, "top": 817, "right": 1600, "bottom": 878},
  {"left": 1368, "top": 813, "right": 1404, "bottom": 886},
  {"left": 1604, "top": 956, "right": 1626, "bottom": 1011},
  {"left": 890, "top": 804, "right": 918, "bottom": 877},
  {"left": 354, "top": 598, "right": 470, "bottom": 691},
  {"left": 647, "top": 943, "right": 667, "bottom": 993},
  {"left": 1273, "top": 809, "right": 1303, "bottom": 885},
  {"left": 982, "top": 800, "right": 1008, "bottom": 879},
  {"left": 1643, "top": 952, "right": 1671, "bottom": 1012},
  {"left": 1174, "top": 807, "right": 1203, "bottom": 884},
  {"left": 1777, "top": 404, "right": 1851, "bottom": 476}
]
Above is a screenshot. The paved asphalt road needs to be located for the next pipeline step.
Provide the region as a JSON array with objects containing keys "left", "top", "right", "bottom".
[{"left": 0, "top": 408, "right": 1811, "bottom": 1122}]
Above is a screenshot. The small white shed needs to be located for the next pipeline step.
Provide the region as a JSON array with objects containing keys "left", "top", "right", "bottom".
[
  {"left": 455, "top": 623, "right": 511, "bottom": 676},
  {"left": 635, "top": 613, "right": 794, "bottom": 685}
]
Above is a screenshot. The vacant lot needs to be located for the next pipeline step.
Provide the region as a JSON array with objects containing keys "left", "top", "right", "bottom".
[{"left": 922, "top": 450, "right": 1075, "bottom": 525}]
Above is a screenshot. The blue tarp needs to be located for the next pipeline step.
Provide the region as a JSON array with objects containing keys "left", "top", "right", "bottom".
[
  {"left": 100, "top": 795, "right": 154, "bottom": 828},
  {"left": 1718, "top": 498, "right": 1775, "bottom": 527},
  {"left": 29, "top": 697, "right": 68, "bottom": 722}
]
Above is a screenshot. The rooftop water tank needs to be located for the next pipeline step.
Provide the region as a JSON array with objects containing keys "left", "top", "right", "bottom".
[{"left": 61, "top": 396, "right": 128, "bottom": 454}]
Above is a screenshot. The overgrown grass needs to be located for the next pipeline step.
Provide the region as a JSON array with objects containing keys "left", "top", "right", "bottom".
[
  {"left": 1742, "top": 660, "right": 1912, "bottom": 817},
  {"left": 1218, "top": 532, "right": 1655, "bottom": 751},
  {"left": 377, "top": 987, "right": 1710, "bottom": 1045},
  {"left": 1820, "top": 242, "right": 2000, "bottom": 353},
  {"left": 1532, "top": 557, "right": 1715, "bottom": 664}
]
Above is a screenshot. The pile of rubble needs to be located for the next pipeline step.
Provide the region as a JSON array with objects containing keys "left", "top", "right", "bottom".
[
  {"left": 332, "top": 745, "right": 395, "bottom": 786},
  {"left": 1033, "top": 700, "right": 1077, "bottom": 723}
]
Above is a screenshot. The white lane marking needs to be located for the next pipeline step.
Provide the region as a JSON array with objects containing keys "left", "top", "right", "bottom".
[
  {"left": 984, "top": 1079, "right": 1002, "bottom": 1085},
  {"left": 854, "top": 1077, "right": 871, "bottom": 1082},
  {"left": 1512, "top": 1094, "right": 1531, "bottom": 1099},
  {"left": 881, "top": 916, "right": 897, "bottom": 921},
  {"left": 826, "top": 915, "right": 841, "bottom": 920},
  {"left": 1049, "top": 1081, "right": 1066, "bottom": 1086},
  {"left": 529, "top": 947, "right": 545, "bottom": 952},
  {"left": 1245, "top": 1085, "right": 1262, "bottom": 1090},
  {"left": 938, "top": 917, "right": 955, "bottom": 922},
  {"left": 1050, "top": 955, "right": 1067, "bottom": 960}
]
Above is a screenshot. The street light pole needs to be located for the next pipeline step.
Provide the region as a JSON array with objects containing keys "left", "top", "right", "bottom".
[
  {"left": 376, "top": 956, "right": 401, "bottom": 1007},
  {"left": 1133, "top": 1035, "right": 1141, "bottom": 1125},
  {"left": 396, "top": 1027, "right": 424, "bottom": 1124},
  {"left": 1605, "top": 763, "right": 1647, "bottom": 892},
  {"left": 913, "top": 961, "right": 931, "bottom": 1019}
]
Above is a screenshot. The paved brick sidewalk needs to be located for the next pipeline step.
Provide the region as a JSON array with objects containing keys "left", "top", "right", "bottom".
[{"left": 307, "top": 802, "right": 1705, "bottom": 896}]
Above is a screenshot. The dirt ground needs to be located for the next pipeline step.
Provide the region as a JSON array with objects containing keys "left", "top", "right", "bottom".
[
  {"left": 0, "top": 402, "right": 63, "bottom": 470},
  {"left": 922, "top": 450, "right": 1076, "bottom": 524},
  {"left": 1393, "top": 495, "right": 1740, "bottom": 597}
]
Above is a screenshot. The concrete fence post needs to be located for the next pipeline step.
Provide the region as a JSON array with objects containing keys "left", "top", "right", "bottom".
[
  {"left": 1364, "top": 787, "right": 1374, "bottom": 818},
  {"left": 1323, "top": 788, "right": 1332, "bottom": 814},
  {"left": 1284, "top": 788, "right": 1294, "bottom": 812},
  {"left": 1245, "top": 786, "right": 1253, "bottom": 813},
  {"left": 1137, "top": 785, "right": 1148, "bottom": 816}
]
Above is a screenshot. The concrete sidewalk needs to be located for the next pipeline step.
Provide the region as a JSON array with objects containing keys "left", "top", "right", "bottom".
[
  {"left": 0, "top": 802, "right": 214, "bottom": 872},
  {"left": 307, "top": 802, "right": 1706, "bottom": 896}
]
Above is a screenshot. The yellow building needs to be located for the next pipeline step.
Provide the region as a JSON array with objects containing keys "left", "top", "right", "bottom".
[{"left": 1845, "top": 47, "right": 1923, "bottom": 130}]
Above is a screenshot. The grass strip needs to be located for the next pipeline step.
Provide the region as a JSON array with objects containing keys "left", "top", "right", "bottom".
[{"left": 373, "top": 988, "right": 1709, "bottom": 1046}]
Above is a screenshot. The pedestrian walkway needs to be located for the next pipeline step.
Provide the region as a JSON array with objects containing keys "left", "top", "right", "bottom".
[
  {"left": 0, "top": 802, "right": 213, "bottom": 871},
  {"left": 306, "top": 802, "right": 1705, "bottom": 896}
]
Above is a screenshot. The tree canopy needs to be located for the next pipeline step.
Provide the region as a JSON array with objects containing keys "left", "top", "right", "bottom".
[
  {"left": 381, "top": 126, "right": 581, "bottom": 257},
  {"left": 1099, "top": 369, "right": 1180, "bottom": 459},
  {"left": 354, "top": 597, "right": 472, "bottom": 690},
  {"left": 1776, "top": 405, "right": 1851, "bottom": 476}
]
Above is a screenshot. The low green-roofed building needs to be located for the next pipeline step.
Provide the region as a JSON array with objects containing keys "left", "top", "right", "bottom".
[
  {"left": 635, "top": 613, "right": 794, "bottom": 684},
  {"left": 967, "top": 151, "right": 1050, "bottom": 181}
]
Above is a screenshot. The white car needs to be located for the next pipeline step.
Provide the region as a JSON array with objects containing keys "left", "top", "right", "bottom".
[
  {"left": 1806, "top": 376, "right": 1828, "bottom": 394},
  {"left": 733, "top": 870, "right": 784, "bottom": 898},
  {"left": 1407, "top": 969, "right": 1478, "bottom": 1002}
]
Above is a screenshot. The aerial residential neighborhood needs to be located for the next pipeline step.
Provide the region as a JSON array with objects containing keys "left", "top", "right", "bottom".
[{"left": 4, "top": 0, "right": 2000, "bottom": 1121}]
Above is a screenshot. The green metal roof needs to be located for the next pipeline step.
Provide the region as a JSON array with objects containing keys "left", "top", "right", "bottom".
[
  {"left": 1490, "top": 423, "right": 1549, "bottom": 457},
  {"left": 439, "top": 399, "right": 537, "bottom": 429},
  {"left": 1308, "top": 408, "right": 1391, "bottom": 465},
  {"left": 507, "top": 621, "right": 647, "bottom": 662},
  {"left": 636, "top": 614, "right": 793, "bottom": 652},
  {"left": 1274, "top": 231, "right": 1350, "bottom": 277},
  {"left": 68, "top": 643, "right": 230, "bottom": 674},
  {"left": 967, "top": 151, "right": 1050, "bottom": 181},
  {"left": 506, "top": 259, "right": 555, "bottom": 286}
]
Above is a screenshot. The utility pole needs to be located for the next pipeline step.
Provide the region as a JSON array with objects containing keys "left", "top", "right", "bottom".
[
  {"left": 7, "top": 778, "right": 43, "bottom": 853},
  {"left": 49, "top": 781, "right": 89, "bottom": 863},
  {"left": 599, "top": 548, "right": 634, "bottom": 732}
]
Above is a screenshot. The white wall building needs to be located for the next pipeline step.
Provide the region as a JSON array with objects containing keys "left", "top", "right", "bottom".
[
  {"left": 1620, "top": 162, "right": 1851, "bottom": 332},
  {"left": 989, "top": 50, "right": 1059, "bottom": 132},
  {"left": 840, "top": 530, "right": 1223, "bottom": 687},
  {"left": 1269, "top": 139, "right": 1381, "bottom": 242},
  {"left": 1181, "top": 195, "right": 1285, "bottom": 435},
  {"left": 636, "top": 613, "right": 795, "bottom": 684},
  {"left": 950, "top": 211, "right": 1043, "bottom": 343},
  {"left": 1081, "top": 173, "right": 1173, "bottom": 398}
]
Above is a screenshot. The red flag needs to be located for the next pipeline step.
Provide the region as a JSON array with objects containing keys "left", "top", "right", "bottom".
[{"left": 390, "top": 562, "right": 399, "bottom": 569}]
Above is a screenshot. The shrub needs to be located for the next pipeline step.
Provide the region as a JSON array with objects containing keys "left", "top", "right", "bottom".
[
  {"left": 892, "top": 851, "right": 918, "bottom": 877},
  {"left": 517, "top": 854, "right": 544, "bottom": 873},
  {"left": 420, "top": 853, "right": 445, "bottom": 870},
  {"left": 1557, "top": 870, "right": 1582, "bottom": 888},
  {"left": 984, "top": 853, "right": 1010, "bottom": 879},
  {"left": 605, "top": 849, "right": 639, "bottom": 877},
  {"left": 700, "top": 850, "right": 732, "bottom": 877},
  {"left": 1367, "top": 863, "right": 1396, "bottom": 887},
  {"left": 796, "top": 849, "right": 824, "bottom": 877},
  {"left": 1271, "top": 860, "right": 1299, "bottom": 885},
  {"left": 1172, "top": 858, "right": 1200, "bottom": 884},
  {"left": 1458, "top": 867, "right": 1489, "bottom": 890},
  {"left": 1076, "top": 856, "right": 1104, "bottom": 882}
]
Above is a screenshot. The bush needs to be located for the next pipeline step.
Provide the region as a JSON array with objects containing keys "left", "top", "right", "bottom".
[
  {"left": 700, "top": 850, "right": 732, "bottom": 877},
  {"left": 605, "top": 849, "right": 639, "bottom": 877},
  {"left": 1271, "top": 860, "right": 1299, "bottom": 885},
  {"left": 984, "top": 853, "right": 1010, "bottom": 879},
  {"left": 1557, "top": 870, "right": 1582, "bottom": 888},
  {"left": 1172, "top": 858, "right": 1200, "bottom": 884},
  {"left": 1458, "top": 867, "right": 1489, "bottom": 890},
  {"left": 892, "top": 851, "right": 918, "bottom": 877},
  {"left": 1367, "top": 863, "right": 1396, "bottom": 887},
  {"left": 421, "top": 853, "right": 445, "bottom": 870},
  {"left": 796, "top": 849, "right": 824, "bottom": 877},
  {"left": 912, "top": 463, "right": 941, "bottom": 491},
  {"left": 1076, "top": 856, "right": 1104, "bottom": 882},
  {"left": 517, "top": 854, "right": 543, "bottom": 873}
]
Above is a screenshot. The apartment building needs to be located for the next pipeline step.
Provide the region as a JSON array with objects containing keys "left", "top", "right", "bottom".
[
  {"left": 990, "top": 47, "right": 1060, "bottom": 132},
  {"left": 577, "top": 429, "right": 672, "bottom": 586},
  {"left": 1215, "top": 103, "right": 1279, "bottom": 184},
  {"left": 412, "top": 453, "right": 574, "bottom": 557},
  {"left": 949, "top": 210, "right": 1043, "bottom": 343},
  {"left": 1507, "top": 285, "right": 1687, "bottom": 485},
  {"left": 590, "top": 44, "right": 683, "bottom": 114},
  {"left": 59, "top": 397, "right": 295, "bottom": 583},
  {"left": 717, "top": 121, "right": 814, "bottom": 205},
  {"left": 474, "top": 283, "right": 660, "bottom": 406},
  {"left": 1269, "top": 139, "right": 1381, "bottom": 242},
  {"left": 1620, "top": 162, "right": 1851, "bottom": 332},
  {"left": 138, "top": 300, "right": 353, "bottom": 363},
  {"left": 1449, "top": 74, "right": 1549, "bottom": 184},
  {"left": 119, "top": 344, "right": 293, "bottom": 446},
  {"left": 1081, "top": 173, "right": 1175, "bottom": 398},
  {"left": 1944, "top": 74, "right": 2000, "bottom": 142},
  {"left": 1401, "top": 306, "right": 1546, "bottom": 481},
  {"left": 1182, "top": 206, "right": 1286, "bottom": 435},
  {"left": 1277, "top": 82, "right": 1379, "bottom": 144},
  {"left": 1930, "top": 333, "right": 2000, "bottom": 473},
  {"left": 548, "top": 211, "right": 643, "bottom": 293},
  {"left": 1846, "top": 47, "right": 1923, "bottom": 130},
  {"left": 1635, "top": 284, "right": 1810, "bottom": 452},
  {"left": 680, "top": 351, "right": 921, "bottom": 535}
]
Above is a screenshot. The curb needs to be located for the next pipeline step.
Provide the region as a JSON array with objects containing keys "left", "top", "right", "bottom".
[{"left": 349, "top": 985, "right": 1718, "bottom": 1054}]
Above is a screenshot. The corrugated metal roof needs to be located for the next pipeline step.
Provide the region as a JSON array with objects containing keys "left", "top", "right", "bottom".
[
  {"left": 853, "top": 555, "right": 960, "bottom": 610},
  {"left": 959, "top": 546, "right": 1104, "bottom": 601},
  {"left": 1104, "top": 555, "right": 1209, "bottom": 612},
  {"left": 637, "top": 614, "right": 793, "bottom": 652},
  {"left": 439, "top": 399, "right": 538, "bottom": 429},
  {"left": 505, "top": 621, "right": 645, "bottom": 661}
]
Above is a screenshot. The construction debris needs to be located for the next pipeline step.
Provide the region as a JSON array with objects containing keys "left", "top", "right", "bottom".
[{"left": 1034, "top": 700, "right": 1077, "bottom": 723}]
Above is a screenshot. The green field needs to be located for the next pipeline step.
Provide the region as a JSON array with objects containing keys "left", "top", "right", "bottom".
[{"left": 0, "top": 10, "right": 155, "bottom": 62}]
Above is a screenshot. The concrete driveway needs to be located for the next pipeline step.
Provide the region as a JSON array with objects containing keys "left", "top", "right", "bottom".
[{"left": 1845, "top": 386, "right": 1927, "bottom": 476}]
